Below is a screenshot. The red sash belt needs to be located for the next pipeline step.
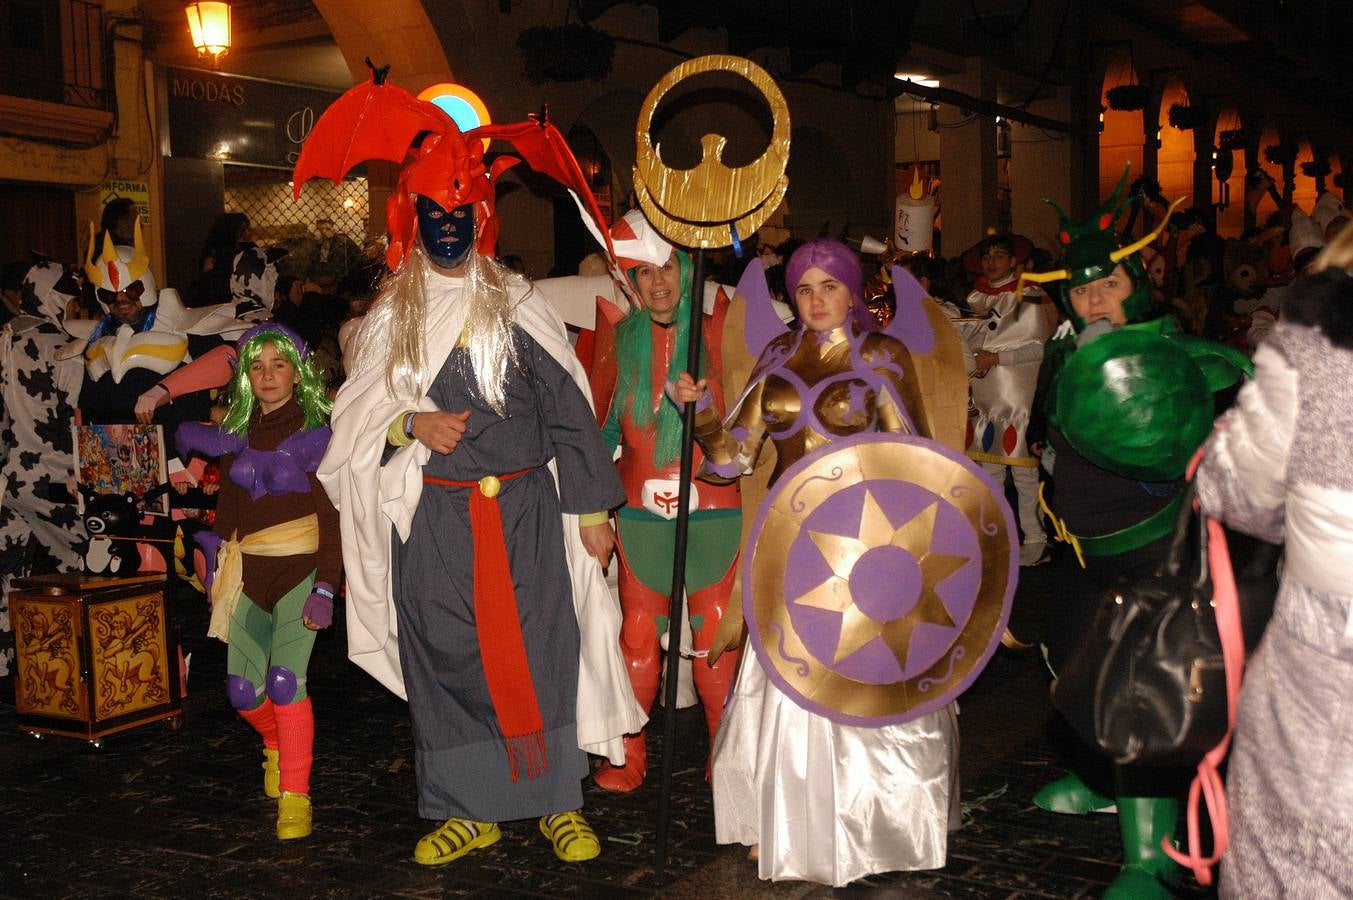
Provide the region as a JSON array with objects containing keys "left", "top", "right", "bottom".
[{"left": 423, "top": 469, "right": 546, "bottom": 782}]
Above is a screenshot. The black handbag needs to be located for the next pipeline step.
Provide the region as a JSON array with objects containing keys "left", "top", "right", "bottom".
[{"left": 1052, "top": 483, "right": 1278, "bottom": 768}]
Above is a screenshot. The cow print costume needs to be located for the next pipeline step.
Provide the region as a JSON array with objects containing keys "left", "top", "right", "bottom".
[
  {"left": 0, "top": 261, "right": 86, "bottom": 675},
  {"left": 229, "top": 243, "right": 285, "bottom": 323}
]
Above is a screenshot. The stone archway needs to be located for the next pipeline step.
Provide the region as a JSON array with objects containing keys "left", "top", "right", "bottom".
[
  {"left": 1293, "top": 138, "right": 1318, "bottom": 212},
  {"left": 312, "top": 0, "right": 455, "bottom": 90},
  {"left": 1255, "top": 120, "right": 1285, "bottom": 227},
  {"left": 569, "top": 90, "right": 648, "bottom": 211},
  {"left": 491, "top": 90, "right": 650, "bottom": 278},
  {"left": 1154, "top": 77, "right": 1195, "bottom": 206},
  {"left": 1097, "top": 54, "right": 1145, "bottom": 202}
]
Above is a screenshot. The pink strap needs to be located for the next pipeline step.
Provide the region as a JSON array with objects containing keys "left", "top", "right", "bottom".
[
  {"left": 1161, "top": 515, "right": 1246, "bottom": 885},
  {"left": 1185, "top": 445, "right": 1206, "bottom": 480}
]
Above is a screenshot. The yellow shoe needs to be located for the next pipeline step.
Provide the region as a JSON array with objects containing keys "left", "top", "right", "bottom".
[
  {"left": 261, "top": 748, "right": 281, "bottom": 799},
  {"left": 414, "top": 818, "right": 501, "bottom": 866},
  {"left": 276, "top": 791, "right": 312, "bottom": 840},
  {"left": 539, "top": 811, "right": 600, "bottom": 862}
]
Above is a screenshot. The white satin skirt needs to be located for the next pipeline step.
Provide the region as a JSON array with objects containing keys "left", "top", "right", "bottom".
[{"left": 712, "top": 650, "right": 960, "bottom": 886}]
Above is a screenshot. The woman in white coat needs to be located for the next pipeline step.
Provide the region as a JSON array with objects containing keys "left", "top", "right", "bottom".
[{"left": 1195, "top": 226, "right": 1353, "bottom": 898}]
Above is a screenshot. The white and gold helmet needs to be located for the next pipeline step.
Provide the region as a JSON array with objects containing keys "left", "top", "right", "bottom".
[{"left": 84, "top": 216, "right": 157, "bottom": 310}]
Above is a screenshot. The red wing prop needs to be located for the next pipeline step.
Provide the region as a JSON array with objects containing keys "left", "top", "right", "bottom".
[
  {"left": 293, "top": 72, "right": 450, "bottom": 199},
  {"left": 293, "top": 66, "right": 616, "bottom": 270},
  {"left": 473, "top": 117, "right": 616, "bottom": 261}
]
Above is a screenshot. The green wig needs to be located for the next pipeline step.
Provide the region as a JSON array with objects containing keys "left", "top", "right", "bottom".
[
  {"left": 613, "top": 249, "right": 707, "bottom": 467},
  {"left": 220, "top": 325, "right": 332, "bottom": 435}
]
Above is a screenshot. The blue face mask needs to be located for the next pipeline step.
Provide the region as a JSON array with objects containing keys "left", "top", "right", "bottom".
[{"left": 415, "top": 196, "right": 475, "bottom": 269}]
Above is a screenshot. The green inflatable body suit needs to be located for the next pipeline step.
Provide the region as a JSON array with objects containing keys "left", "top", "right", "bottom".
[
  {"left": 1025, "top": 165, "right": 1253, "bottom": 900},
  {"left": 1051, "top": 317, "right": 1250, "bottom": 481}
]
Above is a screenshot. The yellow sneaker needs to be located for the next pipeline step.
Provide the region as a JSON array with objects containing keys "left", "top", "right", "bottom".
[
  {"left": 414, "top": 818, "right": 501, "bottom": 866},
  {"left": 276, "top": 791, "right": 312, "bottom": 840},
  {"left": 539, "top": 811, "right": 600, "bottom": 862},
  {"left": 261, "top": 748, "right": 281, "bottom": 799}
]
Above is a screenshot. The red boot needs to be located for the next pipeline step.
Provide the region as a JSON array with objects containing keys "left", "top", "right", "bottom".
[{"left": 593, "top": 733, "right": 648, "bottom": 792}]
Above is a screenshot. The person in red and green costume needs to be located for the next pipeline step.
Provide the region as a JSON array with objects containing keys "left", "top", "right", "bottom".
[
  {"left": 587, "top": 210, "right": 743, "bottom": 792},
  {"left": 1021, "top": 168, "right": 1251, "bottom": 900}
]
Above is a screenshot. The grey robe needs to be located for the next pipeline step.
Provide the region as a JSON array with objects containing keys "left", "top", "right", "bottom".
[{"left": 392, "top": 326, "right": 625, "bottom": 822}]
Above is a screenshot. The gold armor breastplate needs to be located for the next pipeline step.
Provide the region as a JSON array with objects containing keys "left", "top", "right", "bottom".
[{"left": 698, "top": 325, "right": 917, "bottom": 485}]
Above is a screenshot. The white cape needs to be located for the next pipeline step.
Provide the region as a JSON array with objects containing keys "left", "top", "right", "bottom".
[{"left": 317, "top": 269, "right": 646, "bottom": 764}]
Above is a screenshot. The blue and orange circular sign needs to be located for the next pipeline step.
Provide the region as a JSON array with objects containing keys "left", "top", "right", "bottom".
[{"left": 417, "top": 83, "right": 491, "bottom": 150}]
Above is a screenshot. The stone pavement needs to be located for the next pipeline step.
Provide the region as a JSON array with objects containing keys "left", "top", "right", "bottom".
[{"left": 0, "top": 563, "right": 1208, "bottom": 898}]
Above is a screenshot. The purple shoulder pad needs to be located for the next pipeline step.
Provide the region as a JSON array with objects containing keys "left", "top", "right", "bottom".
[
  {"left": 279, "top": 425, "right": 332, "bottom": 472},
  {"left": 175, "top": 422, "right": 246, "bottom": 460}
]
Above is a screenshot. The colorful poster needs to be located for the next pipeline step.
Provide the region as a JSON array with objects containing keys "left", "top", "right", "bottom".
[{"left": 74, "top": 423, "right": 168, "bottom": 516}]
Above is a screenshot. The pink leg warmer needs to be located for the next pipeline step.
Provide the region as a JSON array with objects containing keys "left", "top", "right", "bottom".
[{"left": 273, "top": 697, "right": 314, "bottom": 795}]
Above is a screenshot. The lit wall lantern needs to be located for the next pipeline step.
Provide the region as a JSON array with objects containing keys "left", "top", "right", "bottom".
[{"left": 185, "top": 2, "right": 232, "bottom": 68}]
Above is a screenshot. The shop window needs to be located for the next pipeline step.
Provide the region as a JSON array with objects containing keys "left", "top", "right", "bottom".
[{"left": 223, "top": 166, "right": 372, "bottom": 281}]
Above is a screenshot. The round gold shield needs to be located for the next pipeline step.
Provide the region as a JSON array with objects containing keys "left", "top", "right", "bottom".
[
  {"left": 633, "top": 54, "right": 791, "bottom": 248},
  {"left": 743, "top": 433, "right": 1016, "bottom": 726}
]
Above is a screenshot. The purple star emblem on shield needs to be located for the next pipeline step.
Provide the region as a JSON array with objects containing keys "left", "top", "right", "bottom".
[{"left": 743, "top": 433, "right": 1016, "bottom": 726}]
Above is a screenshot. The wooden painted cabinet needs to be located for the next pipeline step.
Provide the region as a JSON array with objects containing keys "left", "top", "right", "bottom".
[{"left": 11, "top": 573, "right": 180, "bottom": 745}]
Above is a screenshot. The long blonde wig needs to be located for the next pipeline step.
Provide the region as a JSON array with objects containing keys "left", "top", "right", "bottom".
[{"left": 351, "top": 243, "right": 525, "bottom": 415}]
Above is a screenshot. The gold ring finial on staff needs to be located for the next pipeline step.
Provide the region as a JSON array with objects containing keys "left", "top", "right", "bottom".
[{"left": 633, "top": 54, "right": 791, "bottom": 249}]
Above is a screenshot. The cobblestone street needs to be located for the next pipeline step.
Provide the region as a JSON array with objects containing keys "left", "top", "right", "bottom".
[{"left": 1, "top": 563, "right": 1202, "bottom": 898}]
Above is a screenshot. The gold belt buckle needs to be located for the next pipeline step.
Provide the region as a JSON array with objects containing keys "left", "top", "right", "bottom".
[{"left": 478, "top": 475, "right": 501, "bottom": 498}]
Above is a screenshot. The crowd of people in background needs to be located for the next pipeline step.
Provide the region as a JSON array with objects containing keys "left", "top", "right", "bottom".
[{"left": 2, "top": 180, "right": 1337, "bottom": 375}]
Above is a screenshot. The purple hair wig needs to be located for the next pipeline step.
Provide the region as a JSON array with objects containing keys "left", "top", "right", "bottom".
[{"left": 785, "top": 238, "right": 876, "bottom": 332}]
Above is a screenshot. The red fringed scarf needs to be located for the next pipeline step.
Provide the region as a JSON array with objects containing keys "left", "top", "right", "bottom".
[{"left": 424, "top": 470, "right": 547, "bottom": 782}]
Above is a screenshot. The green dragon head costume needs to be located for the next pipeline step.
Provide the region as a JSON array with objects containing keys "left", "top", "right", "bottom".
[
  {"left": 1020, "top": 165, "right": 1185, "bottom": 331},
  {"left": 1023, "top": 165, "right": 1248, "bottom": 483}
]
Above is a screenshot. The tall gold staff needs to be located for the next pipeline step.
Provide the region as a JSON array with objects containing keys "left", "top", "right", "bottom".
[{"left": 630, "top": 53, "right": 791, "bottom": 878}]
